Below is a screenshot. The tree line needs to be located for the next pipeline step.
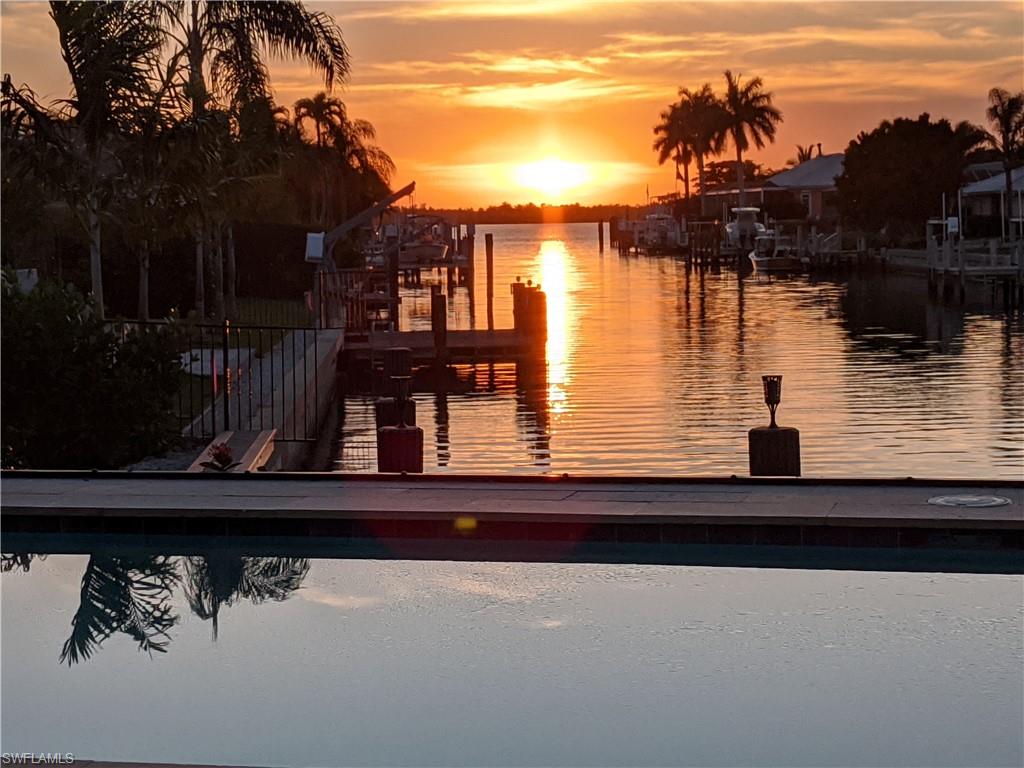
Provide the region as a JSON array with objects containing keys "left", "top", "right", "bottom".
[
  {"left": 653, "top": 73, "right": 1024, "bottom": 243},
  {"left": 1, "top": 0, "right": 393, "bottom": 321}
]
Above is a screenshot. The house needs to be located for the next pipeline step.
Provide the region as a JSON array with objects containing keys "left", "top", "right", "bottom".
[
  {"left": 699, "top": 152, "right": 844, "bottom": 222},
  {"left": 763, "top": 153, "right": 844, "bottom": 220},
  {"left": 959, "top": 166, "right": 1023, "bottom": 240}
]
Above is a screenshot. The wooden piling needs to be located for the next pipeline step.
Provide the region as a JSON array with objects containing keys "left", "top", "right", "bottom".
[
  {"left": 598, "top": 220, "right": 604, "bottom": 251},
  {"left": 749, "top": 426, "right": 801, "bottom": 477},
  {"left": 431, "top": 290, "right": 448, "bottom": 365},
  {"left": 485, "top": 232, "right": 495, "bottom": 331},
  {"left": 377, "top": 425, "right": 424, "bottom": 473}
]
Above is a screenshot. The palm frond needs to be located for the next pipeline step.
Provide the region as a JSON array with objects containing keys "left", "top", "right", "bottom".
[{"left": 60, "top": 555, "right": 180, "bottom": 665}]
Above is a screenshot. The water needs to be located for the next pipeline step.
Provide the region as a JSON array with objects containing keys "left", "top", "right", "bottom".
[
  {"left": 2, "top": 553, "right": 1021, "bottom": 767},
  {"left": 333, "top": 223, "right": 1024, "bottom": 478}
]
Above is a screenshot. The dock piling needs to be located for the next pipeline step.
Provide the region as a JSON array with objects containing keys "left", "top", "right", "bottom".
[
  {"left": 598, "top": 220, "right": 604, "bottom": 251},
  {"left": 485, "top": 233, "right": 495, "bottom": 331},
  {"left": 431, "top": 290, "right": 448, "bottom": 366}
]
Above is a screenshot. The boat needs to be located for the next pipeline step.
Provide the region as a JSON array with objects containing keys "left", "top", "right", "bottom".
[
  {"left": 723, "top": 207, "right": 767, "bottom": 255},
  {"left": 399, "top": 241, "right": 448, "bottom": 265},
  {"left": 748, "top": 235, "right": 804, "bottom": 273},
  {"left": 641, "top": 212, "right": 686, "bottom": 254},
  {"left": 399, "top": 215, "right": 450, "bottom": 268}
]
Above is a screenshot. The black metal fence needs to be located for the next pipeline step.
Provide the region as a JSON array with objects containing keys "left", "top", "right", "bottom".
[{"left": 112, "top": 321, "right": 321, "bottom": 442}]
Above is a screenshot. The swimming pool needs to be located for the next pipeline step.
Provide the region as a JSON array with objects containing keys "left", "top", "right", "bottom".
[{"left": 2, "top": 552, "right": 1021, "bottom": 767}]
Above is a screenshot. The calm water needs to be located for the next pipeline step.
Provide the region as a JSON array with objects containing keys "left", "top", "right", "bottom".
[
  {"left": 2, "top": 553, "right": 1021, "bottom": 767},
  {"left": 334, "top": 223, "right": 1024, "bottom": 477}
]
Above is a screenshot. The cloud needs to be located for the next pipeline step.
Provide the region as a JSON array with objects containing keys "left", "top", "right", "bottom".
[
  {"left": 300, "top": 588, "right": 383, "bottom": 610},
  {"left": 459, "top": 77, "right": 657, "bottom": 109},
  {"left": 343, "top": 0, "right": 637, "bottom": 22}
]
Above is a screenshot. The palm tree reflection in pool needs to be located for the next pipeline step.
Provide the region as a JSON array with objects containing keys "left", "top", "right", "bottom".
[
  {"left": 60, "top": 555, "right": 180, "bottom": 665},
  {"left": 10, "top": 553, "right": 313, "bottom": 664},
  {"left": 183, "top": 555, "right": 311, "bottom": 640}
]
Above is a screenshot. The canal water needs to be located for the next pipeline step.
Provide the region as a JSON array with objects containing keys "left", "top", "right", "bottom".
[{"left": 332, "top": 222, "right": 1024, "bottom": 478}]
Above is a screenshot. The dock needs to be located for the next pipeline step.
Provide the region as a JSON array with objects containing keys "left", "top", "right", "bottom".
[
  {"left": 344, "top": 329, "right": 539, "bottom": 364},
  {"left": 3, "top": 472, "right": 1020, "bottom": 572}
]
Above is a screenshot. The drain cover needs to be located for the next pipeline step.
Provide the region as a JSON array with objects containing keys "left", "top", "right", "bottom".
[{"left": 927, "top": 494, "right": 1012, "bottom": 508}]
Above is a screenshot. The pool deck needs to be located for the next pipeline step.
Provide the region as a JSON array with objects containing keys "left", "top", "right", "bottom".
[{"left": 3, "top": 472, "right": 1021, "bottom": 554}]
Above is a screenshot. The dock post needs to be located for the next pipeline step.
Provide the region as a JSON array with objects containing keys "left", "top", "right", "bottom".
[
  {"left": 748, "top": 375, "right": 801, "bottom": 477},
  {"left": 377, "top": 425, "right": 424, "bottom": 473},
  {"left": 382, "top": 346, "right": 411, "bottom": 396},
  {"left": 466, "top": 223, "right": 476, "bottom": 286},
  {"left": 431, "top": 290, "right": 448, "bottom": 366},
  {"left": 485, "top": 233, "right": 495, "bottom": 331},
  {"left": 598, "top": 220, "right": 604, "bottom": 251}
]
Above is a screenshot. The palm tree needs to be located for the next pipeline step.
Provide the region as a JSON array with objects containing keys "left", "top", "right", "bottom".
[
  {"left": 329, "top": 115, "right": 395, "bottom": 220},
  {"left": 292, "top": 95, "right": 395, "bottom": 227},
  {"left": 3, "top": 2, "right": 163, "bottom": 318},
  {"left": 61, "top": 555, "right": 179, "bottom": 664},
  {"left": 787, "top": 143, "right": 815, "bottom": 166},
  {"left": 678, "top": 84, "right": 727, "bottom": 215},
  {"left": 158, "top": 1, "right": 349, "bottom": 316},
  {"left": 294, "top": 91, "right": 346, "bottom": 148},
  {"left": 183, "top": 555, "right": 310, "bottom": 639},
  {"left": 653, "top": 101, "right": 693, "bottom": 201},
  {"left": 720, "top": 71, "right": 782, "bottom": 207},
  {"left": 984, "top": 87, "right": 1024, "bottom": 234}
]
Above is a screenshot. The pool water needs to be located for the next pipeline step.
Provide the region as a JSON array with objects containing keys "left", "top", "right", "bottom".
[{"left": 2, "top": 553, "right": 1021, "bottom": 767}]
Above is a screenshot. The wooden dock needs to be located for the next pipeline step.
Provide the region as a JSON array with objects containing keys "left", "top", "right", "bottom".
[
  {"left": 344, "top": 328, "right": 540, "bottom": 363},
  {"left": 3, "top": 472, "right": 1020, "bottom": 572}
]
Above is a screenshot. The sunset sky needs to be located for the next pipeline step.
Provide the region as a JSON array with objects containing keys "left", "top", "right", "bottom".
[{"left": 1, "top": 1, "right": 1021, "bottom": 207}]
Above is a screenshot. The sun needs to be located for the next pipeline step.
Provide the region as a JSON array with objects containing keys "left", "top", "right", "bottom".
[{"left": 514, "top": 158, "right": 589, "bottom": 199}]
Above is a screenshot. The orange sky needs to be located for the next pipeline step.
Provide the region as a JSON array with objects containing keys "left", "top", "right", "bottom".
[{"left": 2, "top": 1, "right": 1022, "bottom": 207}]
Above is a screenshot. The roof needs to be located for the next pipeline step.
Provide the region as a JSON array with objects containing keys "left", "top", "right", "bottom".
[
  {"left": 961, "top": 166, "right": 1024, "bottom": 196},
  {"left": 963, "top": 161, "right": 1004, "bottom": 183},
  {"left": 765, "top": 153, "right": 844, "bottom": 190}
]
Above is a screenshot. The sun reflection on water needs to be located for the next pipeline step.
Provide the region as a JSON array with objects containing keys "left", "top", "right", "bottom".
[{"left": 536, "top": 239, "right": 574, "bottom": 415}]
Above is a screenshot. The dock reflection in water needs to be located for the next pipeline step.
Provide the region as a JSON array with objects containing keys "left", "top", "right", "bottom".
[{"left": 333, "top": 222, "right": 1023, "bottom": 478}]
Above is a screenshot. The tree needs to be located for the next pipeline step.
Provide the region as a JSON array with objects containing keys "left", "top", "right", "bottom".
[
  {"left": 719, "top": 71, "right": 782, "bottom": 207},
  {"left": 836, "top": 114, "right": 986, "bottom": 244},
  {"left": 653, "top": 101, "right": 693, "bottom": 201},
  {"left": 183, "top": 555, "right": 310, "bottom": 639},
  {"left": 787, "top": 144, "right": 816, "bottom": 166},
  {"left": 292, "top": 93, "right": 394, "bottom": 227},
  {"left": 2, "top": 2, "right": 163, "bottom": 318},
  {"left": 1, "top": 277, "right": 181, "bottom": 468},
  {"left": 679, "top": 84, "right": 726, "bottom": 215},
  {"left": 984, "top": 87, "right": 1024, "bottom": 230},
  {"left": 293, "top": 91, "right": 346, "bottom": 148},
  {"left": 158, "top": 0, "right": 350, "bottom": 317},
  {"left": 294, "top": 91, "right": 347, "bottom": 226},
  {"left": 61, "top": 555, "right": 179, "bottom": 664}
]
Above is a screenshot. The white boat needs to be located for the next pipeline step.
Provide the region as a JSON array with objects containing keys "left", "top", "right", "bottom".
[
  {"left": 399, "top": 241, "right": 448, "bottom": 265},
  {"left": 723, "top": 207, "right": 767, "bottom": 255},
  {"left": 748, "top": 235, "right": 804, "bottom": 273},
  {"left": 641, "top": 212, "right": 686, "bottom": 253}
]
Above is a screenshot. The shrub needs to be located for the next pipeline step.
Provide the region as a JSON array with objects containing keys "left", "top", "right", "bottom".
[{"left": 2, "top": 276, "right": 181, "bottom": 468}]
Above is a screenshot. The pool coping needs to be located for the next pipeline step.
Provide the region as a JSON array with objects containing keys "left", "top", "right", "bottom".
[{"left": 2, "top": 472, "right": 1020, "bottom": 569}]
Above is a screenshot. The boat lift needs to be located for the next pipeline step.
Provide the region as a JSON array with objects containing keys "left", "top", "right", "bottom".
[{"left": 306, "top": 181, "right": 416, "bottom": 266}]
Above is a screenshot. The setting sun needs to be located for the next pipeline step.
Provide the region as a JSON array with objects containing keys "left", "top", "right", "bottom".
[{"left": 514, "top": 158, "right": 590, "bottom": 199}]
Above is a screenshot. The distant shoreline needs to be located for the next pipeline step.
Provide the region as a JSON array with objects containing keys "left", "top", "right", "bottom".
[{"left": 404, "top": 203, "right": 637, "bottom": 225}]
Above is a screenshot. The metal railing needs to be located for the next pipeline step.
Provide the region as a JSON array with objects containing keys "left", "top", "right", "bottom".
[{"left": 112, "top": 320, "right": 321, "bottom": 442}]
